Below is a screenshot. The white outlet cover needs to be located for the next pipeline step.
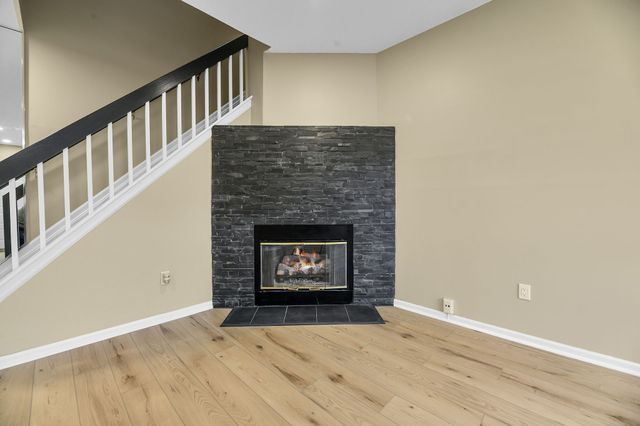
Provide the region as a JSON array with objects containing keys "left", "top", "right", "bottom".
[
  {"left": 518, "top": 283, "right": 531, "bottom": 301},
  {"left": 160, "top": 271, "right": 172, "bottom": 286},
  {"left": 442, "top": 298, "right": 455, "bottom": 314}
]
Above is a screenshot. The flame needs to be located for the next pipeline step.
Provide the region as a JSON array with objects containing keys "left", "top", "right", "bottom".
[
  {"left": 291, "top": 246, "right": 321, "bottom": 266},
  {"left": 277, "top": 245, "right": 327, "bottom": 277},
  {"left": 293, "top": 247, "right": 316, "bottom": 257}
]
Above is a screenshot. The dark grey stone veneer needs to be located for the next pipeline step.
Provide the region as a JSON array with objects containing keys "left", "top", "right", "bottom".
[{"left": 211, "top": 126, "right": 395, "bottom": 307}]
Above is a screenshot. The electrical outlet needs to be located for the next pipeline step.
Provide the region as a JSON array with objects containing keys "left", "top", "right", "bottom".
[
  {"left": 518, "top": 283, "right": 531, "bottom": 301},
  {"left": 442, "top": 298, "right": 455, "bottom": 314},
  {"left": 160, "top": 271, "right": 172, "bottom": 286}
]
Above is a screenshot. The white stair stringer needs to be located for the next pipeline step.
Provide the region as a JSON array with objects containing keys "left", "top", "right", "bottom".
[{"left": 0, "top": 96, "right": 251, "bottom": 303}]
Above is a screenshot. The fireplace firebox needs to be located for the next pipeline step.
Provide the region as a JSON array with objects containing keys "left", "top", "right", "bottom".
[{"left": 254, "top": 224, "right": 353, "bottom": 305}]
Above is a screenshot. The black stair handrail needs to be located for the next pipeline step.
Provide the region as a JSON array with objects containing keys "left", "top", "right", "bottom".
[{"left": 0, "top": 34, "right": 248, "bottom": 188}]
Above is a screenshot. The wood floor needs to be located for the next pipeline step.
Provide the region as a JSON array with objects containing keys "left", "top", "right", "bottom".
[{"left": 1, "top": 307, "right": 639, "bottom": 425}]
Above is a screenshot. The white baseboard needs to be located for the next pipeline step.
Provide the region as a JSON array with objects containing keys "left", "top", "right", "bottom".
[
  {"left": 0, "top": 301, "right": 213, "bottom": 370},
  {"left": 394, "top": 299, "right": 640, "bottom": 378}
]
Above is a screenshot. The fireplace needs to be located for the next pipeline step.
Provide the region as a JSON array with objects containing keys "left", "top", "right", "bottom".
[
  {"left": 254, "top": 224, "right": 353, "bottom": 305},
  {"left": 213, "top": 126, "right": 395, "bottom": 307}
]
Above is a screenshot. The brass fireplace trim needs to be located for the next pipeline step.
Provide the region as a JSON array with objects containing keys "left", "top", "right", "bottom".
[
  {"left": 261, "top": 285, "right": 347, "bottom": 291},
  {"left": 259, "top": 242, "right": 347, "bottom": 246}
]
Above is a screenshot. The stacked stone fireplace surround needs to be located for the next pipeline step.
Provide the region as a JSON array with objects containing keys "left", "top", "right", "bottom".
[{"left": 212, "top": 126, "right": 395, "bottom": 307}]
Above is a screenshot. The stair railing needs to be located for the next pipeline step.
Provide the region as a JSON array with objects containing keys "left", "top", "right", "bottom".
[{"left": 0, "top": 34, "right": 249, "bottom": 292}]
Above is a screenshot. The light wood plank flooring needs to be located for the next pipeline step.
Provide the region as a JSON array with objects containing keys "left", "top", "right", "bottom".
[{"left": 1, "top": 307, "right": 639, "bottom": 425}]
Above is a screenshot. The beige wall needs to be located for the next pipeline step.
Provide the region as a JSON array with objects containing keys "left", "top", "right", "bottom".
[
  {"left": 262, "top": 53, "right": 378, "bottom": 125},
  {"left": 247, "top": 38, "right": 269, "bottom": 124},
  {"left": 4, "top": 0, "right": 639, "bottom": 365},
  {"left": 0, "top": 0, "right": 252, "bottom": 356},
  {"left": 21, "top": 0, "right": 239, "bottom": 143},
  {"left": 378, "top": 0, "right": 640, "bottom": 362},
  {"left": 0, "top": 141, "right": 212, "bottom": 356},
  {"left": 19, "top": 0, "right": 241, "bottom": 235},
  {"left": 0, "top": 145, "right": 20, "bottom": 162}
]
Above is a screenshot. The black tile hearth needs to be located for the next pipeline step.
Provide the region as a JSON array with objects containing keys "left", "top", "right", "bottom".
[
  {"left": 317, "top": 305, "right": 350, "bottom": 324},
  {"left": 251, "top": 306, "right": 287, "bottom": 325},
  {"left": 221, "top": 307, "right": 257, "bottom": 325},
  {"left": 220, "top": 305, "right": 384, "bottom": 327},
  {"left": 284, "top": 305, "right": 318, "bottom": 324},
  {"left": 346, "top": 304, "right": 384, "bottom": 323}
]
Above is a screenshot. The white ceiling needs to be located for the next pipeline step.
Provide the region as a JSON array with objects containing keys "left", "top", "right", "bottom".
[{"left": 184, "top": 0, "right": 490, "bottom": 53}]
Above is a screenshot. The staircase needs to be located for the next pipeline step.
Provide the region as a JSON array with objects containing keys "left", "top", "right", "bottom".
[{"left": 0, "top": 35, "right": 251, "bottom": 302}]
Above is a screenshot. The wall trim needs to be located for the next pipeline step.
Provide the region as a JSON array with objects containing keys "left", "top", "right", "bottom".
[
  {"left": 394, "top": 299, "right": 640, "bottom": 378},
  {"left": 0, "top": 301, "right": 213, "bottom": 369}
]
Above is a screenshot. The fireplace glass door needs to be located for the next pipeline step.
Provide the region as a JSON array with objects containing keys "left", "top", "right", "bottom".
[{"left": 260, "top": 242, "right": 347, "bottom": 291}]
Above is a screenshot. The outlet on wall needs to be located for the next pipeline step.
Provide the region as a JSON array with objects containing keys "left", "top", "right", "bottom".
[
  {"left": 518, "top": 283, "right": 531, "bottom": 301},
  {"left": 160, "top": 271, "right": 172, "bottom": 286},
  {"left": 442, "top": 298, "right": 455, "bottom": 314}
]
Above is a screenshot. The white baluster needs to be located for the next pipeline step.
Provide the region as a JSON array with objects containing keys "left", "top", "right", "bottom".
[
  {"left": 217, "top": 63, "right": 222, "bottom": 120},
  {"left": 228, "top": 55, "right": 233, "bottom": 111},
  {"left": 162, "top": 92, "right": 168, "bottom": 160},
  {"left": 8, "top": 178, "right": 19, "bottom": 269},
  {"left": 145, "top": 101, "right": 151, "bottom": 172},
  {"left": 191, "top": 75, "right": 197, "bottom": 139},
  {"left": 63, "top": 148, "right": 71, "bottom": 231},
  {"left": 177, "top": 83, "right": 183, "bottom": 149},
  {"left": 127, "top": 112, "right": 133, "bottom": 185},
  {"left": 205, "top": 68, "right": 210, "bottom": 128},
  {"left": 239, "top": 49, "right": 244, "bottom": 102},
  {"left": 107, "top": 122, "right": 114, "bottom": 199},
  {"left": 86, "top": 135, "right": 93, "bottom": 215},
  {"left": 37, "top": 162, "right": 46, "bottom": 250}
]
